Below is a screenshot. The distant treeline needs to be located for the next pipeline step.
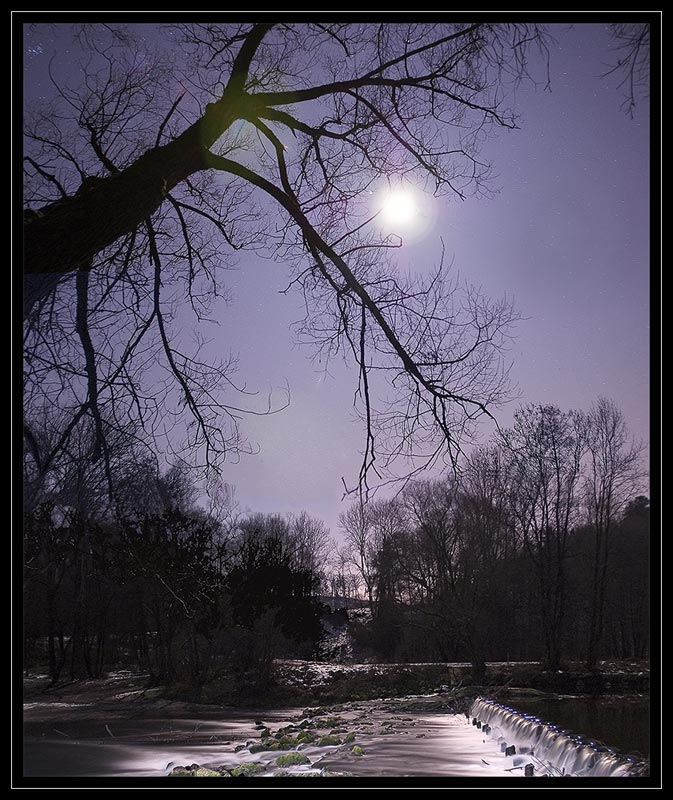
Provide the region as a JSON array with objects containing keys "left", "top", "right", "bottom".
[
  {"left": 23, "top": 398, "right": 648, "bottom": 689},
  {"left": 333, "top": 399, "right": 648, "bottom": 677}
]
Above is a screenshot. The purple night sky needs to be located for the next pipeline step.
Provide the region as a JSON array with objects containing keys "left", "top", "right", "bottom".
[{"left": 23, "top": 21, "right": 650, "bottom": 537}]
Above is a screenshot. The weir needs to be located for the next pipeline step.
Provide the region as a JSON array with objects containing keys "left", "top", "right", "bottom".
[{"left": 469, "top": 697, "right": 648, "bottom": 777}]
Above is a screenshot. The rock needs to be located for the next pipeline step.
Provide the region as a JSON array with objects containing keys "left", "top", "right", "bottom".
[
  {"left": 318, "top": 735, "right": 342, "bottom": 746},
  {"left": 317, "top": 716, "right": 343, "bottom": 728},
  {"left": 275, "top": 752, "right": 310, "bottom": 767},
  {"left": 215, "top": 767, "right": 232, "bottom": 777},
  {"left": 250, "top": 740, "right": 283, "bottom": 753},
  {"left": 168, "top": 766, "right": 192, "bottom": 776},
  {"left": 344, "top": 732, "right": 356, "bottom": 743},
  {"left": 230, "top": 762, "right": 266, "bottom": 777},
  {"left": 273, "top": 769, "right": 321, "bottom": 778},
  {"left": 168, "top": 765, "right": 222, "bottom": 777},
  {"left": 351, "top": 745, "right": 364, "bottom": 757}
]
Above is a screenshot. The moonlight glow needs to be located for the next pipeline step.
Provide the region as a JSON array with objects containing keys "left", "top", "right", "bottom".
[
  {"left": 375, "top": 185, "right": 436, "bottom": 242},
  {"left": 382, "top": 190, "right": 417, "bottom": 226}
]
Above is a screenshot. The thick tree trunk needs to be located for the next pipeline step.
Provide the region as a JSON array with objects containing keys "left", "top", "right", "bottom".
[
  {"left": 47, "top": 599, "right": 58, "bottom": 685},
  {"left": 23, "top": 24, "right": 272, "bottom": 289},
  {"left": 586, "top": 523, "right": 610, "bottom": 672},
  {"left": 24, "top": 129, "right": 207, "bottom": 279}
]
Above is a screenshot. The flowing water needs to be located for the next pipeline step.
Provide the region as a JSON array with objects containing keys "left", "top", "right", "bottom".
[
  {"left": 23, "top": 701, "right": 524, "bottom": 778},
  {"left": 469, "top": 697, "right": 649, "bottom": 777},
  {"left": 23, "top": 679, "right": 649, "bottom": 779}
]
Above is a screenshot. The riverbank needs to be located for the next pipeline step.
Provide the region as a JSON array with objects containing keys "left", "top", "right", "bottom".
[
  {"left": 24, "top": 658, "right": 649, "bottom": 710},
  {"left": 268, "top": 659, "right": 649, "bottom": 706}
]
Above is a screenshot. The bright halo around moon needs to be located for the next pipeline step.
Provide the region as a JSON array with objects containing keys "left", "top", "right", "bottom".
[{"left": 375, "top": 185, "right": 435, "bottom": 242}]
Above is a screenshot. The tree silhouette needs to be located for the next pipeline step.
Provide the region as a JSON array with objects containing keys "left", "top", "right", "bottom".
[{"left": 23, "top": 22, "right": 549, "bottom": 491}]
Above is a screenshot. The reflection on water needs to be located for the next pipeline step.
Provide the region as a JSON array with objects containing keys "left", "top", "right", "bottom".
[{"left": 509, "top": 695, "right": 649, "bottom": 758}]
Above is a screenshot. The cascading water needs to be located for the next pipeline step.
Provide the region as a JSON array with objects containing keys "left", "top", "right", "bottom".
[{"left": 469, "top": 697, "right": 648, "bottom": 777}]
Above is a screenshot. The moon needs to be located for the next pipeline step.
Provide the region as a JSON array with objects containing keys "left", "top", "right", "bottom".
[{"left": 381, "top": 189, "right": 417, "bottom": 227}]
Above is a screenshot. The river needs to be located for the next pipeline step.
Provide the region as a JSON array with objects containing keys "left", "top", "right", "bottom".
[
  {"left": 507, "top": 694, "right": 649, "bottom": 758},
  {"left": 22, "top": 691, "right": 649, "bottom": 779}
]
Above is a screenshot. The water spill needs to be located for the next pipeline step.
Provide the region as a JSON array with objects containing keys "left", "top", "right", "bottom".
[{"left": 470, "top": 697, "right": 648, "bottom": 777}]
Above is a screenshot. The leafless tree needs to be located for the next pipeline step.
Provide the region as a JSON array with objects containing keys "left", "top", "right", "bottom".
[
  {"left": 604, "top": 23, "right": 650, "bottom": 117},
  {"left": 288, "top": 510, "right": 332, "bottom": 577},
  {"left": 499, "top": 404, "right": 585, "bottom": 670},
  {"left": 325, "top": 545, "right": 363, "bottom": 606},
  {"left": 583, "top": 397, "right": 644, "bottom": 670},
  {"left": 339, "top": 500, "right": 379, "bottom": 616},
  {"left": 23, "top": 21, "right": 547, "bottom": 494}
]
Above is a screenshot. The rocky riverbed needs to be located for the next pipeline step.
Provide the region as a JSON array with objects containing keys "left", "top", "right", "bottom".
[{"left": 22, "top": 665, "right": 650, "bottom": 780}]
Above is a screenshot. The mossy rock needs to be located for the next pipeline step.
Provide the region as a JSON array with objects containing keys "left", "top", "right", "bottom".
[
  {"left": 230, "top": 762, "right": 266, "bottom": 777},
  {"left": 275, "top": 752, "right": 310, "bottom": 767},
  {"left": 344, "top": 732, "right": 356, "bottom": 743},
  {"left": 274, "top": 769, "right": 320, "bottom": 777},
  {"left": 250, "top": 739, "right": 284, "bottom": 753},
  {"left": 318, "top": 735, "right": 342, "bottom": 746},
  {"left": 273, "top": 733, "right": 298, "bottom": 746},
  {"left": 351, "top": 745, "right": 365, "bottom": 757},
  {"left": 215, "top": 767, "right": 232, "bottom": 777},
  {"left": 192, "top": 767, "right": 223, "bottom": 777},
  {"left": 296, "top": 730, "right": 317, "bottom": 744},
  {"left": 317, "top": 716, "right": 343, "bottom": 727},
  {"left": 278, "top": 724, "right": 298, "bottom": 734},
  {"left": 168, "top": 767, "right": 192, "bottom": 776},
  {"left": 169, "top": 765, "right": 222, "bottom": 777}
]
